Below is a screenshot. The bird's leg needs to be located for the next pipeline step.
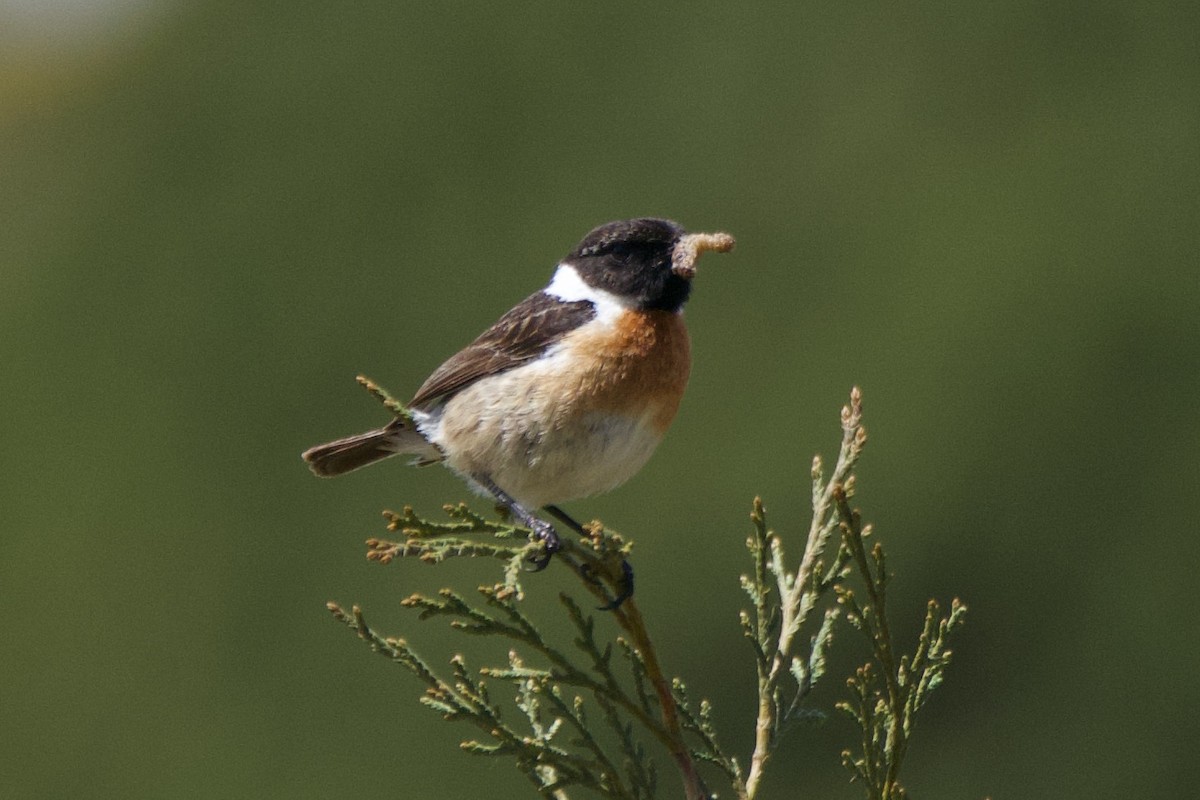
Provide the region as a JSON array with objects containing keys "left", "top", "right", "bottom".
[
  {"left": 474, "top": 475, "right": 560, "bottom": 570},
  {"left": 544, "top": 504, "right": 635, "bottom": 610},
  {"left": 543, "top": 504, "right": 587, "bottom": 535}
]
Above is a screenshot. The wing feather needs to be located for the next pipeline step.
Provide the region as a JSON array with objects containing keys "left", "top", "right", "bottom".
[{"left": 409, "top": 292, "right": 595, "bottom": 410}]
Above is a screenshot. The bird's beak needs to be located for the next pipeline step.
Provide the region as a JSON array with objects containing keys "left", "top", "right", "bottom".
[{"left": 672, "top": 231, "right": 736, "bottom": 278}]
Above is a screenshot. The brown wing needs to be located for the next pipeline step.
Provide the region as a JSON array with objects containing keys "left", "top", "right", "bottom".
[{"left": 409, "top": 291, "right": 596, "bottom": 410}]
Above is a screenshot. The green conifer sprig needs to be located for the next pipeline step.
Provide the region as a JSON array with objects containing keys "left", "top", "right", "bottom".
[
  {"left": 355, "top": 374, "right": 415, "bottom": 424},
  {"left": 364, "top": 503, "right": 534, "bottom": 599},
  {"left": 326, "top": 387, "right": 968, "bottom": 800},
  {"left": 740, "top": 388, "right": 867, "bottom": 798},
  {"left": 671, "top": 679, "right": 743, "bottom": 786},
  {"left": 833, "top": 485, "right": 968, "bottom": 799},
  {"left": 331, "top": 527, "right": 685, "bottom": 798}
]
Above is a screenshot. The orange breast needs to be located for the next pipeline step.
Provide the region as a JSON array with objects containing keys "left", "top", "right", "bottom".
[{"left": 562, "top": 309, "right": 691, "bottom": 433}]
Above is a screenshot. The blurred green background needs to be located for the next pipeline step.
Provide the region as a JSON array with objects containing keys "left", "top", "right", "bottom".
[{"left": 3, "top": 2, "right": 1197, "bottom": 797}]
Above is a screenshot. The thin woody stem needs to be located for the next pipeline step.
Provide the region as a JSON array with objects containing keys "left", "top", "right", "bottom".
[
  {"left": 613, "top": 598, "right": 709, "bottom": 800},
  {"left": 744, "top": 387, "right": 865, "bottom": 799},
  {"left": 557, "top": 542, "right": 709, "bottom": 800}
]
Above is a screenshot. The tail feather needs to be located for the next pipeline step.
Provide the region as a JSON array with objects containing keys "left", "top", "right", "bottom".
[{"left": 302, "top": 418, "right": 438, "bottom": 477}]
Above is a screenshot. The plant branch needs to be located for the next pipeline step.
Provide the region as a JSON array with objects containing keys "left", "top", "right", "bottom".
[
  {"left": 833, "top": 483, "right": 967, "bottom": 800},
  {"left": 743, "top": 387, "right": 865, "bottom": 799},
  {"left": 323, "top": 384, "right": 968, "bottom": 800}
]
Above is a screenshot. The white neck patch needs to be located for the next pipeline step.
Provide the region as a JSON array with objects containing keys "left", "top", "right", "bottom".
[{"left": 544, "top": 264, "right": 630, "bottom": 323}]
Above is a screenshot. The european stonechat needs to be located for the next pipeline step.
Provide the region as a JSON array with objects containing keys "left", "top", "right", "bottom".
[{"left": 303, "top": 218, "right": 734, "bottom": 566}]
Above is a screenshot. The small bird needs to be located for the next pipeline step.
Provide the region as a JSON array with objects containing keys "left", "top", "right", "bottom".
[{"left": 303, "top": 218, "right": 734, "bottom": 566}]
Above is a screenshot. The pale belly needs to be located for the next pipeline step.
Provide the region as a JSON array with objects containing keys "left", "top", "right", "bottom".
[{"left": 414, "top": 354, "right": 672, "bottom": 508}]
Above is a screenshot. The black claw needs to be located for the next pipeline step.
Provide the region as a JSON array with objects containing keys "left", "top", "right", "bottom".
[
  {"left": 597, "top": 559, "right": 635, "bottom": 611},
  {"left": 524, "top": 547, "right": 553, "bottom": 572}
]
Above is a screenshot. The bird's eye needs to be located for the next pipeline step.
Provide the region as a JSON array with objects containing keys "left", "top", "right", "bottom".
[{"left": 608, "top": 242, "right": 632, "bottom": 259}]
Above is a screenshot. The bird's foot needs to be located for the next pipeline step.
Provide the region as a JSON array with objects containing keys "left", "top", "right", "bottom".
[{"left": 524, "top": 517, "right": 561, "bottom": 571}]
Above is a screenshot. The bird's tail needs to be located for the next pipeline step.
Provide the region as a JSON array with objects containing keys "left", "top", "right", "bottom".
[{"left": 302, "top": 417, "right": 440, "bottom": 477}]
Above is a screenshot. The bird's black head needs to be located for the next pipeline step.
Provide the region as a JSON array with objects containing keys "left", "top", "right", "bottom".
[{"left": 565, "top": 218, "right": 691, "bottom": 312}]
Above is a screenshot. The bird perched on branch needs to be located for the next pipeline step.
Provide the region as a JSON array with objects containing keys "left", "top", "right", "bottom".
[{"left": 303, "top": 217, "right": 734, "bottom": 568}]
